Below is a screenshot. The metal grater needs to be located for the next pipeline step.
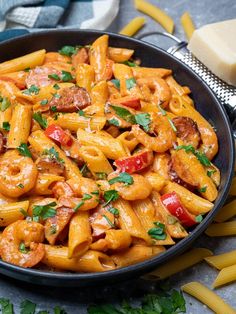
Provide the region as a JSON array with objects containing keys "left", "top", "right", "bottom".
[{"left": 137, "top": 32, "right": 236, "bottom": 126}]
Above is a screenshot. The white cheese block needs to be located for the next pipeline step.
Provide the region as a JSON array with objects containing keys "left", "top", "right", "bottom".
[{"left": 188, "top": 19, "right": 236, "bottom": 86}]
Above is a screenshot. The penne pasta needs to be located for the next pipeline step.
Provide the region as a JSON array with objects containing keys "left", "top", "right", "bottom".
[
  {"left": 0, "top": 201, "right": 29, "bottom": 226},
  {"left": 214, "top": 199, "right": 236, "bottom": 222},
  {"left": 229, "top": 177, "right": 236, "bottom": 195},
  {"left": 180, "top": 12, "right": 195, "bottom": 41},
  {"left": 146, "top": 248, "right": 213, "bottom": 280},
  {"left": 213, "top": 264, "right": 236, "bottom": 288},
  {"left": 134, "top": 0, "right": 174, "bottom": 34},
  {"left": 205, "top": 221, "right": 236, "bottom": 237},
  {"left": 181, "top": 282, "right": 236, "bottom": 314},
  {"left": 205, "top": 249, "right": 236, "bottom": 270},
  {"left": 119, "top": 17, "right": 146, "bottom": 37}
]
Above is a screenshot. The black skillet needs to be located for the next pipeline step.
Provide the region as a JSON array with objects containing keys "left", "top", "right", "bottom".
[{"left": 0, "top": 30, "right": 234, "bottom": 287}]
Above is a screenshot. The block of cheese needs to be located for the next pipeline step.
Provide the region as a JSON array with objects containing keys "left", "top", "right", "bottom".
[{"left": 188, "top": 19, "right": 236, "bottom": 86}]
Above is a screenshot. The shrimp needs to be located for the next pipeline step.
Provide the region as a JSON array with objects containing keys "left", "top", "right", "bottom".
[
  {"left": 0, "top": 150, "right": 38, "bottom": 197},
  {"left": 132, "top": 113, "right": 176, "bottom": 153},
  {"left": 108, "top": 173, "right": 152, "bottom": 200},
  {"left": 0, "top": 220, "right": 45, "bottom": 267},
  {"left": 137, "top": 77, "right": 171, "bottom": 108},
  {"left": 58, "top": 177, "right": 100, "bottom": 211}
]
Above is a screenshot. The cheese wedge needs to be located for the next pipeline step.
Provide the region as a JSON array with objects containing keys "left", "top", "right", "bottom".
[{"left": 188, "top": 19, "right": 236, "bottom": 86}]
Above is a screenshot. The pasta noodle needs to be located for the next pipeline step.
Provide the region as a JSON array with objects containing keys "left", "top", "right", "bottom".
[
  {"left": 180, "top": 12, "right": 195, "bottom": 40},
  {"left": 181, "top": 282, "right": 236, "bottom": 314},
  {"left": 212, "top": 264, "right": 236, "bottom": 288},
  {"left": 214, "top": 199, "right": 236, "bottom": 222},
  {"left": 205, "top": 249, "right": 236, "bottom": 270},
  {"left": 119, "top": 17, "right": 146, "bottom": 37},
  {"left": 146, "top": 248, "right": 213, "bottom": 279},
  {"left": 0, "top": 34, "right": 221, "bottom": 273},
  {"left": 205, "top": 221, "right": 236, "bottom": 237}
]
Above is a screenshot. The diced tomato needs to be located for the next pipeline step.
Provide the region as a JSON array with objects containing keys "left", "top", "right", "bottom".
[
  {"left": 161, "top": 192, "right": 197, "bottom": 227},
  {"left": 45, "top": 124, "right": 73, "bottom": 147},
  {"left": 112, "top": 96, "right": 141, "bottom": 110},
  {"left": 114, "top": 149, "right": 153, "bottom": 174}
]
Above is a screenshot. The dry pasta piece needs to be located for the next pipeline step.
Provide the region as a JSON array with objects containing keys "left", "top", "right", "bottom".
[
  {"left": 214, "top": 199, "right": 236, "bottom": 222},
  {"left": 180, "top": 12, "right": 195, "bottom": 41},
  {"left": 181, "top": 282, "right": 236, "bottom": 314},
  {"left": 134, "top": 0, "right": 174, "bottom": 34},
  {"left": 119, "top": 17, "right": 146, "bottom": 37},
  {"left": 146, "top": 248, "right": 212, "bottom": 280},
  {"left": 205, "top": 221, "right": 236, "bottom": 237},
  {"left": 205, "top": 249, "right": 236, "bottom": 270},
  {"left": 213, "top": 264, "right": 236, "bottom": 288}
]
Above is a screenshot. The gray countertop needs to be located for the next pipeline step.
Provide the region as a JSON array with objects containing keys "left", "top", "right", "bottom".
[{"left": 0, "top": 1, "right": 236, "bottom": 313}]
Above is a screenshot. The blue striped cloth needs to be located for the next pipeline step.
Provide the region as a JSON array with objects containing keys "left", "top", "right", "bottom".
[{"left": 0, "top": 0, "right": 120, "bottom": 42}]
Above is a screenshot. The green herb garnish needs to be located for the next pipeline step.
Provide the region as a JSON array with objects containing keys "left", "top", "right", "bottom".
[
  {"left": 17, "top": 143, "right": 32, "bottom": 158},
  {"left": 123, "top": 60, "right": 138, "bottom": 67},
  {"left": 0, "top": 97, "right": 11, "bottom": 112},
  {"left": 19, "top": 242, "right": 29, "bottom": 254},
  {"left": 108, "top": 118, "right": 120, "bottom": 127},
  {"left": 50, "top": 106, "right": 57, "bottom": 112},
  {"left": 0, "top": 298, "right": 14, "bottom": 314},
  {"left": 33, "top": 112, "right": 48, "bottom": 129},
  {"left": 175, "top": 145, "right": 211, "bottom": 166},
  {"left": 42, "top": 147, "right": 64, "bottom": 164},
  {"left": 102, "top": 214, "right": 115, "bottom": 228},
  {"left": 108, "top": 172, "right": 134, "bottom": 186},
  {"left": 33, "top": 202, "right": 57, "bottom": 221},
  {"left": 167, "top": 117, "right": 177, "bottom": 132},
  {"left": 23, "top": 67, "right": 31, "bottom": 72},
  {"left": 108, "top": 207, "right": 119, "bottom": 216},
  {"left": 199, "top": 186, "right": 207, "bottom": 193},
  {"left": 111, "top": 105, "right": 135, "bottom": 124},
  {"left": 135, "top": 113, "right": 151, "bottom": 132},
  {"left": 2, "top": 121, "right": 10, "bottom": 131},
  {"left": 207, "top": 169, "right": 216, "bottom": 177},
  {"left": 95, "top": 172, "right": 108, "bottom": 180},
  {"left": 40, "top": 99, "right": 48, "bottom": 105},
  {"left": 17, "top": 183, "right": 24, "bottom": 189},
  {"left": 48, "top": 74, "right": 60, "bottom": 81},
  {"left": 20, "top": 208, "right": 28, "bottom": 218},
  {"left": 73, "top": 201, "right": 84, "bottom": 212},
  {"left": 82, "top": 193, "right": 92, "bottom": 201},
  {"left": 58, "top": 45, "right": 77, "bottom": 56},
  {"left": 195, "top": 214, "right": 203, "bottom": 223},
  {"left": 50, "top": 224, "right": 57, "bottom": 235},
  {"left": 23, "top": 85, "right": 40, "bottom": 95},
  {"left": 148, "top": 222, "right": 167, "bottom": 240},
  {"left": 110, "top": 79, "right": 120, "bottom": 89},
  {"left": 61, "top": 70, "right": 73, "bottom": 82},
  {"left": 103, "top": 190, "right": 119, "bottom": 206},
  {"left": 53, "top": 84, "right": 60, "bottom": 90},
  {"left": 126, "top": 78, "right": 136, "bottom": 90}
]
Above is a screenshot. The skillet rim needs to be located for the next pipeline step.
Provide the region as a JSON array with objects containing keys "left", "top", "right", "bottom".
[{"left": 0, "top": 29, "right": 234, "bottom": 285}]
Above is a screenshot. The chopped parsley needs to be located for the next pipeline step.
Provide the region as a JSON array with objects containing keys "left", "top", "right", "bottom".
[
  {"left": 58, "top": 45, "right": 77, "bottom": 56},
  {"left": 48, "top": 73, "right": 60, "bottom": 81},
  {"left": 40, "top": 99, "right": 48, "bottom": 105},
  {"left": 17, "top": 183, "right": 24, "bottom": 189},
  {"left": 42, "top": 147, "right": 64, "bottom": 164},
  {"left": 195, "top": 214, "right": 203, "bottom": 223},
  {"left": 207, "top": 169, "right": 216, "bottom": 177},
  {"left": 111, "top": 105, "right": 135, "bottom": 124},
  {"left": 33, "top": 202, "right": 57, "bottom": 221},
  {"left": 33, "top": 112, "right": 48, "bottom": 129},
  {"left": 20, "top": 208, "right": 28, "bottom": 218},
  {"left": 199, "top": 186, "right": 207, "bottom": 193},
  {"left": 50, "top": 224, "right": 57, "bottom": 235},
  {"left": 108, "top": 117, "right": 120, "bottom": 127},
  {"left": 78, "top": 110, "right": 85, "bottom": 116},
  {"left": 80, "top": 163, "right": 90, "bottom": 177},
  {"left": 108, "top": 207, "right": 119, "bottom": 216},
  {"left": 125, "top": 78, "right": 136, "bottom": 90},
  {"left": 61, "top": 70, "right": 73, "bottom": 82},
  {"left": 135, "top": 113, "right": 151, "bottom": 132},
  {"left": 148, "top": 222, "right": 167, "bottom": 240},
  {"left": 73, "top": 201, "right": 84, "bottom": 212},
  {"left": 108, "top": 172, "right": 134, "bottom": 186},
  {"left": 53, "top": 83, "right": 60, "bottom": 90},
  {"left": 123, "top": 60, "right": 138, "bottom": 67},
  {"left": 19, "top": 242, "right": 29, "bottom": 254},
  {"left": 102, "top": 214, "right": 115, "bottom": 228},
  {"left": 50, "top": 106, "right": 57, "bottom": 112},
  {"left": 111, "top": 79, "right": 120, "bottom": 89},
  {"left": 23, "top": 67, "right": 31, "bottom": 72},
  {"left": 82, "top": 193, "right": 92, "bottom": 201},
  {"left": 23, "top": 85, "right": 40, "bottom": 95},
  {"left": 157, "top": 103, "right": 167, "bottom": 116},
  {"left": 17, "top": 143, "right": 32, "bottom": 158},
  {"left": 2, "top": 121, "right": 10, "bottom": 131},
  {"left": 0, "top": 97, "right": 11, "bottom": 112},
  {"left": 95, "top": 172, "right": 108, "bottom": 180},
  {"left": 103, "top": 190, "right": 119, "bottom": 206},
  {"left": 175, "top": 145, "right": 211, "bottom": 166},
  {"left": 167, "top": 117, "right": 177, "bottom": 132},
  {"left": 91, "top": 190, "right": 99, "bottom": 195}
]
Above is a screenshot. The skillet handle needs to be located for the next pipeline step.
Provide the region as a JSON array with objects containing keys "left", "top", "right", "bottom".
[{"left": 137, "top": 32, "right": 236, "bottom": 124}]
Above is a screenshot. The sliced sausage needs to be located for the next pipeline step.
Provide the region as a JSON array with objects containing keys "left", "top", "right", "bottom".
[
  {"left": 35, "top": 155, "right": 65, "bottom": 175},
  {"left": 49, "top": 86, "right": 91, "bottom": 112},
  {"left": 168, "top": 160, "right": 196, "bottom": 192},
  {"left": 172, "top": 116, "right": 201, "bottom": 148},
  {"left": 26, "top": 66, "right": 62, "bottom": 88}
]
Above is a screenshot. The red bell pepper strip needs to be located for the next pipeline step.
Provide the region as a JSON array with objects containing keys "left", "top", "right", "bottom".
[
  {"left": 161, "top": 192, "right": 198, "bottom": 227},
  {"left": 112, "top": 96, "right": 141, "bottom": 110},
  {"left": 45, "top": 124, "right": 73, "bottom": 147},
  {"left": 114, "top": 149, "right": 153, "bottom": 174}
]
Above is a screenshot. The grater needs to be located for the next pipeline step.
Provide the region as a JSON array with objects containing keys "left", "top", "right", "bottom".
[{"left": 137, "top": 31, "right": 236, "bottom": 135}]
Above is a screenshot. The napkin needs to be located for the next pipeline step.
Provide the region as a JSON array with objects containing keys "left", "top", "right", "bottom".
[{"left": 0, "top": 0, "right": 120, "bottom": 42}]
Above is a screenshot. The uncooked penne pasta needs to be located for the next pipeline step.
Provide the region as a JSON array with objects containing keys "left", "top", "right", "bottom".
[
  {"left": 181, "top": 282, "right": 236, "bottom": 314},
  {"left": 205, "top": 249, "right": 236, "bottom": 270},
  {"left": 205, "top": 221, "right": 236, "bottom": 237},
  {"left": 213, "top": 264, "right": 236, "bottom": 288},
  {"left": 180, "top": 12, "right": 195, "bottom": 41},
  {"left": 119, "top": 17, "right": 146, "bottom": 37},
  {"left": 214, "top": 199, "right": 236, "bottom": 222}
]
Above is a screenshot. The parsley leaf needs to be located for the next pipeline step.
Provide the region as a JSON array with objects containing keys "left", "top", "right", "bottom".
[
  {"left": 20, "top": 300, "right": 36, "bottom": 314},
  {"left": 175, "top": 145, "right": 211, "bottom": 166},
  {"left": 0, "top": 298, "right": 14, "bottom": 314},
  {"left": 195, "top": 214, "right": 203, "bottom": 223},
  {"left": 0, "top": 97, "right": 11, "bottom": 112},
  {"left": 50, "top": 106, "right": 57, "bottom": 112},
  {"left": 108, "top": 207, "right": 119, "bottom": 216},
  {"left": 111, "top": 105, "right": 135, "bottom": 124},
  {"left": 108, "top": 172, "right": 134, "bottom": 186},
  {"left": 199, "top": 186, "right": 207, "bottom": 193},
  {"left": 23, "top": 85, "right": 40, "bottom": 95},
  {"left": 207, "top": 169, "right": 216, "bottom": 177},
  {"left": 17, "top": 183, "right": 24, "bottom": 188},
  {"left": 42, "top": 147, "right": 64, "bottom": 164},
  {"left": 125, "top": 78, "right": 136, "bottom": 90},
  {"left": 157, "top": 103, "right": 167, "bottom": 116},
  {"left": 53, "top": 84, "right": 60, "bottom": 90},
  {"left": 135, "top": 113, "right": 151, "bottom": 132},
  {"left": 123, "top": 60, "right": 138, "bottom": 67},
  {"left": 61, "top": 70, "right": 73, "bottom": 82},
  {"left": 111, "top": 79, "right": 120, "bottom": 89},
  {"left": 102, "top": 215, "right": 115, "bottom": 228},
  {"left": 40, "top": 99, "right": 48, "bottom": 105},
  {"left": 33, "top": 112, "right": 48, "bottom": 129},
  {"left": 48, "top": 74, "right": 60, "bottom": 81},
  {"left": 33, "top": 202, "right": 57, "bottom": 221},
  {"left": 19, "top": 242, "right": 29, "bottom": 254},
  {"left": 148, "top": 222, "right": 167, "bottom": 240},
  {"left": 24, "top": 67, "right": 31, "bottom": 72},
  {"left": 73, "top": 201, "right": 84, "bottom": 212},
  {"left": 17, "top": 143, "right": 32, "bottom": 158},
  {"left": 103, "top": 190, "right": 119, "bottom": 206},
  {"left": 82, "top": 193, "right": 92, "bottom": 201},
  {"left": 58, "top": 45, "right": 77, "bottom": 56},
  {"left": 108, "top": 118, "right": 120, "bottom": 127},
  {"left": 95, "top": 172, "right": 108, "bottom": 180},
  {"left": 20, "top": 208, "right": 28, "bottom": 217},
  {"left": 2, "top": 121, "right": 10, "bottom": 131}
]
